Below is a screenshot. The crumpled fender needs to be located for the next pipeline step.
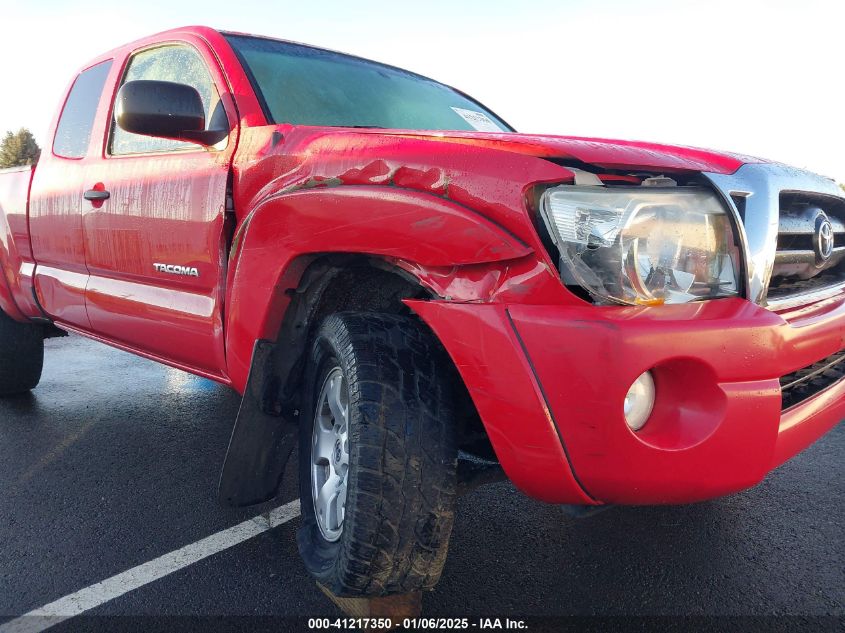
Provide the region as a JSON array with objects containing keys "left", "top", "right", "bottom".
[{"left": 224, "top": 185, "right": 533, "bottom": 391}]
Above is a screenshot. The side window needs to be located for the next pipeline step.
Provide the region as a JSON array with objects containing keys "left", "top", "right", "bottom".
[
  {"left": 53, "top": 60, "right": 113, "bottom": 159},
  {"left": 110, "top": 45, "right": 222, "bottom": 155}
]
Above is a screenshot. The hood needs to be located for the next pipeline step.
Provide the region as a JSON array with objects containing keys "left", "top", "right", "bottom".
[
  {"left": 236, "top": 124, "right": 762, "bottom": 254},
  {"left": 364, "top": 129, "right": 761, "bottom": 176}
]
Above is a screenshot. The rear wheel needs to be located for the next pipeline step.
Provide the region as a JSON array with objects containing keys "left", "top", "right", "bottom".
[
  {"left": 0, "top": 309, "right": 44, "bottom": 396},
  {"left": 297, "top": 312, "right": 458, "bottom": 597}
]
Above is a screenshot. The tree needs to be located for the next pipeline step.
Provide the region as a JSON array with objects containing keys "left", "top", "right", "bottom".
[
  {"left": 840, "top": 183, "right": 844, "bottom": 193},
  {"left": 0, "top": 128, "right": 41, "bottom": 168}
]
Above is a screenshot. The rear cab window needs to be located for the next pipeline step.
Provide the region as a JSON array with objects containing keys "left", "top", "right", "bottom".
[{"left": 52, "top": 60, "right": 113, "bottom": 159}]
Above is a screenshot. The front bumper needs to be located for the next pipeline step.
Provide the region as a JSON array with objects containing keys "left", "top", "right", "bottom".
[{"left": 408, "top": 296, "right": 845, "bottom": 505}]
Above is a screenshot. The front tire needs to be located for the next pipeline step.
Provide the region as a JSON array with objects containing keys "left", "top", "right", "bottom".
[
  {"left": 0, "top": 309, "right": 44, "bottom": 397},
  {"left": 297, "top": 312, "right": 458, "bottom": 597}
]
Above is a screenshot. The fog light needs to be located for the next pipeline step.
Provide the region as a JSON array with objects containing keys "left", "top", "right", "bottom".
[{"left": 624, "top": 371, "right": 655, "bottom": 431}]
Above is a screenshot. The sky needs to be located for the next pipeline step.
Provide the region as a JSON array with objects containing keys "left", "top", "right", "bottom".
[{"left": 1, "top": 0, "right": 842, "bottom": 182}]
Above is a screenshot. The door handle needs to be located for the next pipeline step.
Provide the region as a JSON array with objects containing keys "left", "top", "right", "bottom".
[{"left": 83, "top": 189, "right": 110, "bottom": 201}]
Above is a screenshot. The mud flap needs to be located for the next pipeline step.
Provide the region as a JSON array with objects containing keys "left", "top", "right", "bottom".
[{"left": 218, "top": 339, "right": 298, "bottom": 507}]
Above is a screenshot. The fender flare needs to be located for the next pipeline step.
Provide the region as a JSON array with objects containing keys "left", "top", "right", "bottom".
[{"left": 224, "top": 184, "right": 532, "bottom": 391}]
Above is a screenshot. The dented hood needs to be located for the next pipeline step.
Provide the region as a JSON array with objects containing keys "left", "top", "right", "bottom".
[{"left": 375, "top": 130, "right": 760, "bottom": 175}]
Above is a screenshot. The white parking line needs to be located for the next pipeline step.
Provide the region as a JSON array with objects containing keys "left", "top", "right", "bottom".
[{"left": 0, "top": 500, "right": 301, "bottom": 633}]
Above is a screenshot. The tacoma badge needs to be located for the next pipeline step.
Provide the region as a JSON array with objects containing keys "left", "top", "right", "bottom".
[{"left": 153, "top": 263, "right": 200, "bottom": 277}]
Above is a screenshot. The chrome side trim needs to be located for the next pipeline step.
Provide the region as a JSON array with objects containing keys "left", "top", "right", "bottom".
[{"left": 702, "top": 163, "right": 843, "bottom": 307}]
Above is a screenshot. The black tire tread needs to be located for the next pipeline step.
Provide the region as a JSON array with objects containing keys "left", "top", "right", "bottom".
[
  {"left": 298, "top": 312, "right": 458, "bottom": 596},
  {"left": 0, "top": 309, "right": 44, "bottom": 397}
]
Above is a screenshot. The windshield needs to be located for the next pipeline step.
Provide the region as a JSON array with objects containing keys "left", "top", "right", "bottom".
[{"left": 224, "top": 34, "right": 513, "bottom": 132}]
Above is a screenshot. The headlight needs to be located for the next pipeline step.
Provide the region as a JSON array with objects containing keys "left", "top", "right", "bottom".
[{"left": 539, "top": 186, "right": 741, "bottom": 306}]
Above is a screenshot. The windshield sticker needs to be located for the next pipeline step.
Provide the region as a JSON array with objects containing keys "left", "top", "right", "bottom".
[{"left": 451, "top": 107, "right": 504, "bottom": 132}]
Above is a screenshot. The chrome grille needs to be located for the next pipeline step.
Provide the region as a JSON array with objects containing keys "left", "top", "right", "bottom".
[
  {"left": 767, "top": 192, "right": 845, "bottom": 304},
  {"left": 703, "top": 163, "right": 845, "bottom": 310}
]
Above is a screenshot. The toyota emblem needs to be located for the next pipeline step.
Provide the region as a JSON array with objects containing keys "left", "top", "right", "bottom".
[{"left": 814, "top": 212, "right": 835, "bottom": 265}]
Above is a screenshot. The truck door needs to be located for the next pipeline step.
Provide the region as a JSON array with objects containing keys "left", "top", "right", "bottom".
[
  {"left": 81, "top": 40, "right": 238, "bottom": 378},
  {"left": 29, "top": 60, "right": 113, "bottom": 329}
]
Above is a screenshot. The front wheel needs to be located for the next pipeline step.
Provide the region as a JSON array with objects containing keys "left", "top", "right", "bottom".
[{"left": 297, "top": 312, "right": 458, "bottom": 597}]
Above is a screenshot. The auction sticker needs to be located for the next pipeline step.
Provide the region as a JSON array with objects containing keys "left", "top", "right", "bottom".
[{"left": 451, "top": 107, "right": 505, "bottom": 132}]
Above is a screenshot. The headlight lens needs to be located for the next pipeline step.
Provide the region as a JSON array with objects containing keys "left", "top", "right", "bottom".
[{"left": 540, "top": 186, "right": 741, "bottom": 306}]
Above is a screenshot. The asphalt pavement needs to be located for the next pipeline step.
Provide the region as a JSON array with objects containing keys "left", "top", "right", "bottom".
[{"left": 0, "top": 334, "right": 842, "bottom": 632}]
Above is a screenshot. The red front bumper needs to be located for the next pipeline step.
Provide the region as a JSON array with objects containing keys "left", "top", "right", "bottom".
[{"left": 408, "top": 296, "right": 845, "bottom": 505}]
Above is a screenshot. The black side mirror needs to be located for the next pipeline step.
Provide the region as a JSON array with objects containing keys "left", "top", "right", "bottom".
[{"left": 114, "top": 80, "right": 227, "bottom": 146}]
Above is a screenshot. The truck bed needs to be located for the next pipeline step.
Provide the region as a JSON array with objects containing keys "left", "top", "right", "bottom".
[{"left": 0, "top": 165, "right": 36, "bottom": 321}]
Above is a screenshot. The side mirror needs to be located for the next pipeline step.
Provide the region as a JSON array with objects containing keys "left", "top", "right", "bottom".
[{"left": 114, "top": 80, "right": 227, "bottom": 146}]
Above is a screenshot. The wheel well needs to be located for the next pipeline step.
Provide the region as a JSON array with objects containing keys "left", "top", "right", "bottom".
[
  {"left": 273, "top": 254, "right": 493, "bottom": 459},
  {"left": 310, "top": 257, "right": 427, "bottom": 322}
]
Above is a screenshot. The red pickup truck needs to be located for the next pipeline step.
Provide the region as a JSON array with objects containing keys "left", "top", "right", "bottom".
[{"left": 1, "top": 26, "right": 842, "bottom": 597}]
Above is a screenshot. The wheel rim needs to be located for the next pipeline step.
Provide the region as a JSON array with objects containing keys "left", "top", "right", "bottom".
[{"left": 310, "top": 367, "right": 349, "bottom": 542}]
